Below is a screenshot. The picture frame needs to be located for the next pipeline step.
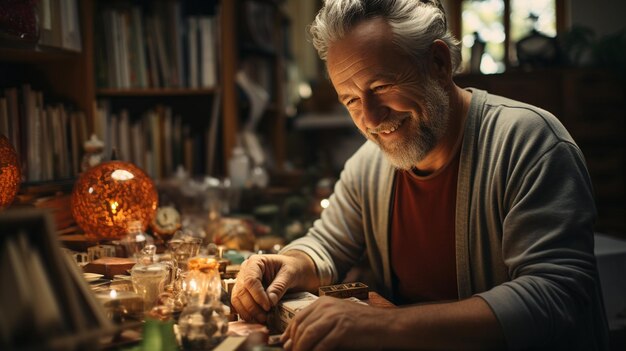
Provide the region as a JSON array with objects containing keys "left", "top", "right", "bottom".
[{"left": 0, "top": 208, "right": 112, "bottom": 350}]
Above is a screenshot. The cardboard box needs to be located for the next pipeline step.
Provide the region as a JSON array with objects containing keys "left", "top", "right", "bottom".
[{"left": 268, "top": 291, "right": 318, "bottom": 332}]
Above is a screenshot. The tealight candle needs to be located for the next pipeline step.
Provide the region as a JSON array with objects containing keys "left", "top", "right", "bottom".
[{"left": 96, "top": 289, "right": 143, "bottom": 321}]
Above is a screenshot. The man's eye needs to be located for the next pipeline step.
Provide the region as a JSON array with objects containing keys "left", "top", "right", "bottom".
[
  {"left": 345, "top": 98, "right": 357, "bottom": 106},
  {"left": 373, "top": 85, "right": 390, "bottom": 92}
]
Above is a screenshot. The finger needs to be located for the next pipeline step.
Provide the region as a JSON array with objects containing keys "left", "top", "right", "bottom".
[
  {"left": 243, "top": 259, "right": 273, "bottom": 311},
  {"left": 283, "top": 338, "right": 293, "bottom": 351},
  {"left": 290, "top": 304, "right": 321, "bottom": 351},
  {"left": 281, "top": 312, "right": 297, "bottom": 343},
  {"left": 293, "top": 317, "right": 335, "bottom": 351},
  {"left": 232, "top": 289, "right": 268, "bottom": 323},
  {"left": 231, "top": 279, "right": 262, "bottom": 321},
  {"left": 231, "top": 294, "right": 254, "bottom": 322},
  {"left": 290, "top": 298, "right": 317, "bottom": 326},
  {"left": 312, "top": 325, "right": 343, "bottom": 351},
  {"left": 265, "top": 267, "right": 293, "bottom": 306},
  {"left": 282, "top": 301, "right": 310, "bottom": 346}
]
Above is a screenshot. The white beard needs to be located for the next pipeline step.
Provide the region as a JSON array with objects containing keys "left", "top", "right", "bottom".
[{"left": 369, "top": 79, "right": 450, "bottom": 170}]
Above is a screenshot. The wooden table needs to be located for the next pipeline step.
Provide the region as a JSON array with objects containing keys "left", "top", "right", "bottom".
[{"left": 366, "top": 291, "right": 396, "bottom": 308}]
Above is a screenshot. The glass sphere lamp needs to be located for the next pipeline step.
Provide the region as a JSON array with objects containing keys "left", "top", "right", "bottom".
[
  {"left": 0, "top": 135, "right": 21, "bottom": 209},
  {"left": 71, "top": 160, "right": 158, "bottom": 241}
]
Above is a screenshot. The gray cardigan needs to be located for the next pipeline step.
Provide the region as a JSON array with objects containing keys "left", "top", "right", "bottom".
[{"left": 282, "top": 89, "right": 609, "bottom": 350}]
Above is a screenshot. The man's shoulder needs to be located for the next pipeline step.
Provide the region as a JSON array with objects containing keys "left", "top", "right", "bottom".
[
  {"left": 479, "top": 91, "right": 573, "bottom": 144},
  {"left": 482, "top": 92, "right": 555, "bottom": 124}
]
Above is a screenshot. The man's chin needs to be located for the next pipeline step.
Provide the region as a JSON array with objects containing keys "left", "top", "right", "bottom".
[{"left": 378, "top": 144, "right": 423, "bottom": 170}]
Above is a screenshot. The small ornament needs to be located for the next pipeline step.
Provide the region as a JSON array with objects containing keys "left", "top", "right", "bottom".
[
  {"left": 81, "top": 134, "right": 105, "bottom": 172},
  {"left": 151, "top": 206, "right": 182, "bottom": 239}
]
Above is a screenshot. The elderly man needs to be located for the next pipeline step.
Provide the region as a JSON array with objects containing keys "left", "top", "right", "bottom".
[{"left": 231, "top": 1, "right": 609, "bottom": 350}]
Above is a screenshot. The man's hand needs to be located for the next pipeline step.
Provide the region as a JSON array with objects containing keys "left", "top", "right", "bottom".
[
  {"left": 281, "top": 296, "right": 384, "bottom": 351},
  {"left": 230, "top": 252, "right": 318, "bottom": 323}
]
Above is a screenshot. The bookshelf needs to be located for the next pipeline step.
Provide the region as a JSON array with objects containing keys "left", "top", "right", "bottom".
[{"left": 0, "top": 0, "right": 290, "bottom": 189}]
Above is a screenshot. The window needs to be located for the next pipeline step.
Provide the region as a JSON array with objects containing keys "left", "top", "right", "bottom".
[{"left": 448, "top": 0, "right": 563, "bottom": 74}]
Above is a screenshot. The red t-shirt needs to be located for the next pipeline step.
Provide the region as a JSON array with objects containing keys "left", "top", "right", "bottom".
[{"left": 390, "top": 151, "right": 460, "bottom": 305}]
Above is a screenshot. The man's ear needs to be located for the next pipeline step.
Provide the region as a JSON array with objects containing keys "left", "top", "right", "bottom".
[{"left": 429, "top": 39, "right": 452, "bottom": 82}]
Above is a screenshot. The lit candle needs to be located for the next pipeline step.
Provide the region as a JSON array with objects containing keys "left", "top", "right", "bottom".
[{"left": 109, "top": 289, "right": 124, "bottom": 324}]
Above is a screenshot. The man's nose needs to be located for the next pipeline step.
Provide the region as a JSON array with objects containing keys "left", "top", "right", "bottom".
[{"left": 361, "top": 96, "right": 389, "bottom": 128}]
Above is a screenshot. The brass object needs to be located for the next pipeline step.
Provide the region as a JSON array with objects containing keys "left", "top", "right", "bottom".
[{"left": 318, "top": 282, "right": 369, "bottom": 300}]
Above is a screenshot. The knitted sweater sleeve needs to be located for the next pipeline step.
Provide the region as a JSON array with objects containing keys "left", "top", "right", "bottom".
[
  {"left": 279, "top": 142, "right": 373, "bottom": 285},
  {"left": 476, "top": 134, "right": 604, "bottom": 349}
]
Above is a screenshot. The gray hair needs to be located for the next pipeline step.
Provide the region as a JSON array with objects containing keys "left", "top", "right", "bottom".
[{"left": 309, "top": 0, "right": 462, "bottom": 74}]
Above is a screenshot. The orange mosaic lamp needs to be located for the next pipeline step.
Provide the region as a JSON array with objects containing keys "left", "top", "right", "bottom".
[
  {"left": 0, "top": 135, "right": 21, "bottom": 209},
  {"left": 71, "top": 160, "right": 158, "bottom": 241}
]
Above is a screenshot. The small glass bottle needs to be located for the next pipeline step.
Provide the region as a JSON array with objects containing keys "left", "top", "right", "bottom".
[
  {"left": 81, "top": 134, "right": 105, "bottom": 172},
  {"left": 228, "top": 145, "right": 250, "bottom": 188}
]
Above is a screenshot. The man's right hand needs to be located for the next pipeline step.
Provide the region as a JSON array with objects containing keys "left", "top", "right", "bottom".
[{"left": 230, "top": 252, "right": 316, "bottom": 323}]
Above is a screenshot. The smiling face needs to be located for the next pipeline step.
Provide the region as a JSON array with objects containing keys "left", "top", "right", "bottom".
[{"left": 327, "top": 17, "right": 450, "bottom": 170}]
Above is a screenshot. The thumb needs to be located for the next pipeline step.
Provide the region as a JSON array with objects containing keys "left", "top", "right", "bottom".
[{"left": 266, "top": 268, "right": 292, "bottom": 306}]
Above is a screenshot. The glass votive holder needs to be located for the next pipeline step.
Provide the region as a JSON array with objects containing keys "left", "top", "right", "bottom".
[
  {"left": 130, "top": 263, "right": 168, "bottom": 312},
  {"left": 168, "top": 234, "right": 203, "bottom": 271},
  {"left": 95, "top": 289, "right": 144, "bottom": 322},
  {"left": 178, "top": 301, "right": 229, "bottom": 350}
]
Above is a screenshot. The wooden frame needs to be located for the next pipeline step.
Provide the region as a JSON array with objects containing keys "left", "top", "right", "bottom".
[{"left": 0, "top": 208, "right": 113, "bottom": 350}]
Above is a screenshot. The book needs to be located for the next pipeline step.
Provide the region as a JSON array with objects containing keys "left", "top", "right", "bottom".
[
  {"left": 144, "top": 18, "right": 161, "bottom": 88},
  {"left": 118, "top": 10, "right": 132, "bottom": 89},
  {"left": 59, "top": 0, "right": 82, "bottom": 51},
  {"left": 199, "top": 16, "right": 217, "bottom": 88},
  {"left": 187, "top": 16, "right": 199, "bottom": 88},
  {"left": 0, "top": 97, "right": 8, "bottom": 137},
  {"left": 131, "top": 121, "right": 145, "bottom": 169},
  {"left": 130, "top": 6, "right": 148, "bottom": 88},
  {"left": 151, "top": 16, "right": 172, "bottom": 88},
  {"left": 118, "top": 110, "right": 131, "bottom": 162},
  {"left": 38, "top": 0, "right": 55, "bottom": 47},
  {"left": 4, "top": 88, "right": 20, "bottom": 153},
  {"left": 170, "top": 1, "right": 186, "bottom": 88}
]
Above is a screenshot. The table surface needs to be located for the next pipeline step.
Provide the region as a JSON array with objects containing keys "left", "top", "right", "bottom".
[
  {"left": 595, "top": 233, "right": 626, "bottom": 256},
  {"left": 366, "top": 291, "right": 396, "bottom": 308}
]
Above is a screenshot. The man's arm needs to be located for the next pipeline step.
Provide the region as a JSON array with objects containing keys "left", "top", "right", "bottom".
[
  {"left": 386, "top": 297, "right": 505, "bottom": 350},
  {"left": 282, "top": 295, "right": 505, "bottom": 351}
]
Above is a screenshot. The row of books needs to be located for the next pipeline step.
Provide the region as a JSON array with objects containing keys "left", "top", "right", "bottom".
[
  {"left": 94, "top": 95, "right": 220, "bottom": 180},
  {"left": 0, "top": 85, "right": 89, "bottom": 183},
  {"left": 95, "top": 1, "right": 219, "bottom": 89}
]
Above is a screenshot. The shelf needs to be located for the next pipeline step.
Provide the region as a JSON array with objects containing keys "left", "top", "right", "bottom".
[
  {"left": 97, "top": 87, "right": 218, "bottom": 97},
  {"left": 294, "top": 111, "right": 353, "bottom": 130},
  {"left": 0, "top": 45, "right": 81, "bottom": 63},
  {"left": 20, "top": 179, "right": 76, "bottom": 195}
]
